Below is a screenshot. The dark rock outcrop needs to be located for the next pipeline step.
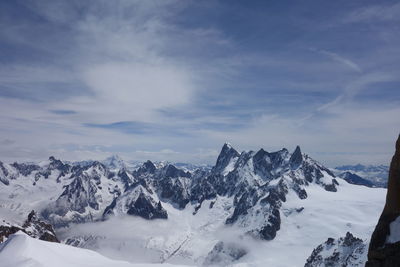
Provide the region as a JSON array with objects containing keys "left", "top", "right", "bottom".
[
  {"left": 367, "top": 134, "right": 400, "bottom": 266},
  {"left": 0, "top": 210, "right": 59, "bottom": 243},
  {"left": 259, "top": 208, "right": 281, "bottom": 240},
  {"left": 339, "top": 171, "right": 375, "bottom": 187},
  {"left": 135, "top": 160, "right": 156, "bottom": 175},
  {"left": 23, "top": 210, "right": 59, "bottom": 242},
  {"left": 163, "top": 164, "right": 191, "bottom": 179},
  {"left": 0, "top": 224, "right": 22, "bottom": 243},
  {"left": 103, "top": 184, "right": 168, "bottom": 220},
  {"left": 290, "top": 145, "right": 303, "bottom": 169},
  {"left": 11, "top": 162, "right": 40, "bottom": 176},
  {"left": 126, "top": 194, "right": 168, "bottom": 220},
  {"left": 157, "top": 176, "right": 190, "bottom": 209}
]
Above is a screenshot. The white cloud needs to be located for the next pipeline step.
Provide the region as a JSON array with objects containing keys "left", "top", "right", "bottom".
[
  {"left": 0, "top": 1, "right": 399, "bottom": 166},
  {"left": 81, "top": 62, "right": 193, "bottom": 122}
]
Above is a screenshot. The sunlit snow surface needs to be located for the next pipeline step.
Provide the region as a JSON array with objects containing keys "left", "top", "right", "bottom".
[
  {"left": 387, "top": 215, "right": 400, "bottom": 244},
  {"left": 0, "top": 232, "right": 185, "bottom": 267},
  {"left": 51, "top": 179, "right": 385, "bottom": 267}
]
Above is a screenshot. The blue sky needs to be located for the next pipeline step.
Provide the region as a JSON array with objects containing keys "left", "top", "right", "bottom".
[{"left": 0, "top": 0, "right": 399, "bottom": 166}]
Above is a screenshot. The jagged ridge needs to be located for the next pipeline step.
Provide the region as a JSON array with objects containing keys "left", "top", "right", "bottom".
[{"left": 0, "top": 143, "right": 339, "bottom": 241}]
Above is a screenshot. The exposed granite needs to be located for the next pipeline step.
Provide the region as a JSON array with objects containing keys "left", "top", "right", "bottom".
[{"left": 367, "top": 135, "right": 400, "bottom": 266}]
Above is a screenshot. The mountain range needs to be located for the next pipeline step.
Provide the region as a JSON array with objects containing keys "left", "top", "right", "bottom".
[
  {"left": 0, "top": 143, "right": 386, "bottom": 266},
  {"left": 333, "top": 164, "right": 388, "bottom": 188}
]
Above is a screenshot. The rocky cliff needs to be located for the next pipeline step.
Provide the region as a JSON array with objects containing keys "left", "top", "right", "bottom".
[
  {"left": 367, "top": 135, "right": 400, "bottom": 266},
  {"left": 0, "top": 210, "right": 59, "bottom": 243}
]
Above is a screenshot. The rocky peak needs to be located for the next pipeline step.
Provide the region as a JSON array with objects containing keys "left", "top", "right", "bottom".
[
  {"left": 48, "top": 156, "right": 63, "bottom": 167},
  {"left": 253, "top": 148, "right": 268, "bottom": 160},
  {"left": 163, "top": 164, "right": 191, "bottom": 178},
  {"left": 48, "top": 156, "right": 71, "bottom": 173},
  {"left": 136, "top": 160, "right": 156, "bottom": 175},
  {"left": 290, "top": 145, "right": 303, "bottom": 169},
  {"left": 250, "top": 148, "right": 291, "bottom": 180},
  {"left": 305, "top": 232, "right": 367, "bottom": 267},
  {"left": 26, "top": 210, "right": 38, "bottom": 223},
  {"left": 103, "top": 155, "right": 125, "bottom": 170},
  {"left": 126, "top": 192, "right": 168, "bottom": 220},
  {"left": 90, "top": 161, "right": 107, "bottom": 170},
  {"left": 213, "top": 143, "right": 240, "bottom": 174}
]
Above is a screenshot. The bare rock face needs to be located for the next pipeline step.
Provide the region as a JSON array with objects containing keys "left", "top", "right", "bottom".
[
  {"left": 0, "top": 224, "right": 23, "bottom": 243},
  {"left": 367, "top": 135, "right": 400, "bottom": 266}
]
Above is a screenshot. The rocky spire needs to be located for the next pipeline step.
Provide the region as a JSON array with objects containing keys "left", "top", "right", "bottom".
[
  {"left": 213, "top": 143, "right": 240, "bottom": 174},
  {"left": 367, "top": 134, "right": 400, "bottom": 266},
  {"left": 290, "top": 145, "right": 303, "bottom": 169},
  {"left": 26, "top": 210, "right": 38, "bottom": 223}
]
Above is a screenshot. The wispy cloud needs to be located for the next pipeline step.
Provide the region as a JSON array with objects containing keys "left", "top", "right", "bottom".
[
  {"left": 317, "top": 72, "right": 398, "bottom": 113},
  {"left": 0, "top": 0, "right": 399, "bottom": 166},
  {"left": 50, "top": 110, "right": 77, "bottom": 115},
  {"left": 317, "top": 49, "right": 362, "bottom": 73},
  {"left": 342, "top": 2, "right": 400, "bottom": 23}
]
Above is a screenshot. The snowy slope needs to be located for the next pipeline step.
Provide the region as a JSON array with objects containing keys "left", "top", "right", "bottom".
[
  {"left": 0, "top": 232, "right": 184, "bottom": 267},
  {"left": 0, "top": 161, "right": 69, "bottom": 219},
  {"left": 59, "top": 179, "right": 384, "bottom": 266}
]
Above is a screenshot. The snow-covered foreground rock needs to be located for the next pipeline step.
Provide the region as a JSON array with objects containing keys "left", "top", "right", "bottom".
[
  {"left": 0, "top": 232, "right": 185, "bottom": 267},
  {"left": 0, "top": 210, "right": 58, "bottom": 243}
]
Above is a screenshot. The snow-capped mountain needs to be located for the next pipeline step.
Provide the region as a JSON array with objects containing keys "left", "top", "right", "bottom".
[
  {"left": 102, "top": 155, "right": 127, "bottom": 170},
  {"left": 338, "top": 171, "right": 375, "bottom": 187},
  {"left": 305, "top": 232, "right": 367, "bottom": 266},
  {"left": 334, "top": 164, "right": 388, "bottom": 188},
  {"left": 0, "top": 143, "right": 386, "bottom": 266}
]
